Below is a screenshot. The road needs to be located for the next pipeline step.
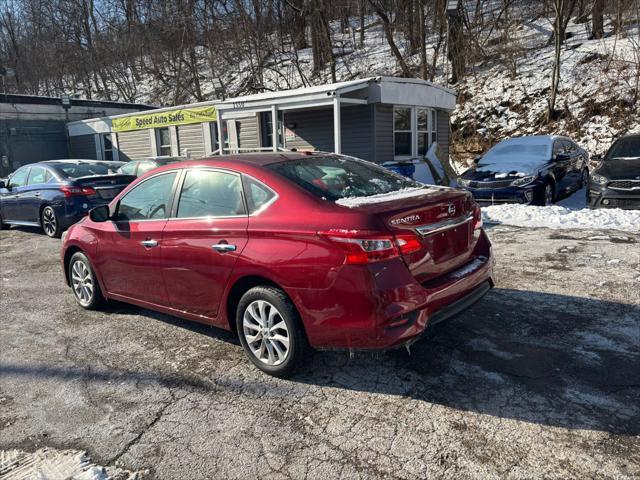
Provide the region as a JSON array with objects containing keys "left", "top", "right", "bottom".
[{"left": 1, "top": 225, "right": 639, "bottom": 479}]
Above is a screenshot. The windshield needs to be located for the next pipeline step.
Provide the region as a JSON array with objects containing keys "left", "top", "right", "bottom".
[
  {"left": 267, "top": 155, "right": 422, "bottom": 201},
  {"left": 605, "top": 137, "right": 640, "bottom": 160},
  {"left": 52, "top": 162, "right": 117, "bottom": 178},
  {"left": 479, "top": 140, "right": 550, "bottom": 166}
]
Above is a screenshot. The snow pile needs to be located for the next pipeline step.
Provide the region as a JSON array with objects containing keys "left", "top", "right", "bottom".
[
  {"left": 335, "top": 186, "right": 439, "bottom": 208},
  {"left": 0, "top": 448, "right": 143, "bottom": 480},
  {"left": 482, "top": 203, "right": 640, "bottom": 232}
]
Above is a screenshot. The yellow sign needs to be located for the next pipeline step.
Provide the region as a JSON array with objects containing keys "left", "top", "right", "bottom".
[{"left": 112, "top": 105, "right": 217, "bottom": 132}]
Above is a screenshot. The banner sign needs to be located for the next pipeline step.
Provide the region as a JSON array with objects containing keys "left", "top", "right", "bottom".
[{"left": 112, "top": 105, "right": 217, "bottom": 132}]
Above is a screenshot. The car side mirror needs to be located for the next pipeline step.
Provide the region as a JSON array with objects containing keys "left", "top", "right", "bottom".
[
  {"left": 473, "top": 155, "right": 482, "bottom": 164},
  {"left": 555, "top": 153, "right": 570, "bottom": 161},
  {"left": 89, "top": 205, "right": 111, "bottom": 222},
  {"left": 0, "top": 179, "right": 6, "bottom": 189}
]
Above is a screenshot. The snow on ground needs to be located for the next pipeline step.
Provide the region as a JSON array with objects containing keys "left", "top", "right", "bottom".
[
  {"left": 482, "top": 188, "right": 640, "bottom": 232},
  {"left": 0, "top": 448, "right": 143, "bottom": 479}
]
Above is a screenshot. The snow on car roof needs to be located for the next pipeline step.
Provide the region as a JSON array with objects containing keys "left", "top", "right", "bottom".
[{"left": 476, "top": 135, "right": 558, "bottom": 175}]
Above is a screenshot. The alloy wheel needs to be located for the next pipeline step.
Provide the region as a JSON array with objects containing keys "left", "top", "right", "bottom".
[
  {"left": 42, "top": 207, "right": 57, "bottom": 237},
  {"left": 71, "top": 260, "right": 94, "bottom": 306},
  {"left": 242, "top": 300, "right": 290, "bottom": 366}
]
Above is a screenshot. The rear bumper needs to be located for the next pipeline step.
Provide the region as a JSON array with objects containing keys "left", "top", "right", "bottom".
[
  {"left": 56, "top": 197, "right": 110, "bottom": 229},
  {"left": 293, "top": 230, "right": 495, "bottom": 350},
  {"left": 588, "top": 183, "right": 640, "bottom": 209}
]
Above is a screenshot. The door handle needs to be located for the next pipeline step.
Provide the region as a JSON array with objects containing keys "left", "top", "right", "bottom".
[
  {"left": 34, "top": 192, "right": 41, "bottom": 197},
  {"left": 140, "top": 239, "right": 158, "bottom": 248},
  {"left": 212, "top": 243, "right": 236, "bottom": 253}
]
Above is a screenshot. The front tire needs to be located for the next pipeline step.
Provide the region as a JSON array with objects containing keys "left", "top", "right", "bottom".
[
  {"left": 69, "top": 252, "right": 105, "bottom": 309},
  {"left": 41, "top": 206, "right": 61, "bottom": 238},
  {"left": 0, "top": 213, "right": 8, "bottom": 230},
  {"left": 534, "top": 181, "right": 555, "bottom": 206},
  {"left": 236, "top": 286, "right": 306, "bottom": 377}
]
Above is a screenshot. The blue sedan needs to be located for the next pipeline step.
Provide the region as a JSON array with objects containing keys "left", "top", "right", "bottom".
[
  {"left": 0, "top": 160, "right": 135, "bottom": 237},
  {"left": 457, "top": 135, "right": 589, "bottom": 206}
]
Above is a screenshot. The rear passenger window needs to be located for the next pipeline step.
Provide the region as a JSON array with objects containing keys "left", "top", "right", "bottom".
[
  {"left": 137, "top": 161, "right": 157, "bottom": 176},
  {"left": 119, "top": 162, "right": 137, "bottom": 175},
  {"left": 242, "top": 176, "right": 277, "bottom": 214},
  {"left": 177, "top": 170, "right": 245, "bottom": 218},
  {"left": 117, "top": 172, "right": 177, "bottom": 221},
  {"left": 27, "top": 167, "right": 48, "bottom": 185}
]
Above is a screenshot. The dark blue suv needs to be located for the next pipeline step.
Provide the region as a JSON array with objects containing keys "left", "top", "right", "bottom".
[
  {"left": 457, "top": 135, "right": 589, "bottom": 206},
  {"left": 0, "top": 160, "right": 135, "bottom": 237}
]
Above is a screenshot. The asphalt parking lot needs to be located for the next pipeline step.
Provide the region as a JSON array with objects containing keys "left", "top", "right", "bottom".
[{"left": 1, "top": 225, "right": 639, "bottom": 479}]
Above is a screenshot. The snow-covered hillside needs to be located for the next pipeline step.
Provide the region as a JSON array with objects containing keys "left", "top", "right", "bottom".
[{"left": 131, "top": 13, "right": 640, "bottom": 163}]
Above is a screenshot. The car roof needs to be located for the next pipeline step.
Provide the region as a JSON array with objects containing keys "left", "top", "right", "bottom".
[
  {"left": 41, "top": 159, "right": 122, "bottom": 165},
  {"left": 197, "top": 151, "right": 332, "bottom": 167}
]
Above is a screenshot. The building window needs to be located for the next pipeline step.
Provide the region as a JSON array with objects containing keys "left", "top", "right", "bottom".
[
  {"left": 102, "top": 133, "right": 113, "bottom": 160},
  {"left": 393, "top": 107, "right": 412, "bottom": 157},
  {"left": 417, "top": 108, "right": 429, "bottom": 156},
  {"left": 156, "top": 127, "right": 172, "bottom": 156}
]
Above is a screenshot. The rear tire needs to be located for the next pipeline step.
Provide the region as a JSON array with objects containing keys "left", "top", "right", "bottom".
[
  {"left": 236, "top": 286, "right": 306, "bottom": 378},
  {"left": 41, "top": 206, "right": 61, "bottom": 238},
  {"left": 69, "top": 252, "right": 105, "bottom": 310},
  {"left": 0, "top": 213, "right": 8, "bottom": 230}
]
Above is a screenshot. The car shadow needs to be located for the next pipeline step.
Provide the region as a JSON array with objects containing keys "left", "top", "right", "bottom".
[{"left": 292, "top": 288, "right": 639, "bottom": 436}]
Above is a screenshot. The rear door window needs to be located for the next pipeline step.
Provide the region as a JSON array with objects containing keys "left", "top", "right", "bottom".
[
  {"left": 116, "top": 172, "right": 178, "bottom": 221},
  {"left": 27, "top": 167, "right": 50, "bottom": 185},
  {"left": 242, "top": 176, "right": 277, "bottom": 214},
  {"left": 177, "top": 170, "right": 246, "bottom": 218},
  {"left": 119, "top": 162, "right": 138, "bottom": 175},
  {"left": 137, "top": 161, "right": 158, "bottom": 176}
]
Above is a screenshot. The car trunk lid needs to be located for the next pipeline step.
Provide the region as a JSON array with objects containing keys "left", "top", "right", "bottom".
[
  {"left": 342, "top": 188, "right": 477, "bottom": 283},
  {"left": 72, "top": 174, "right": 136, "bottom": 201}
]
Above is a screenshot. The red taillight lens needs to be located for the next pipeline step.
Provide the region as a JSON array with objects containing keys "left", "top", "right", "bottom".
[
  {"left": 60, "top": 186, "right": 96, "bottom": 198},
  {"left": 394, "top": 233, "right": 423, "bottom": 255},
  {"left": 472, "top": 204, "right": 483, "bottom": 231},
  {"left": 320, "top": 230, "right": 423, "bottom": 264},
  {"left": 320, "top": 230, "right": 399, "bottom": 264}
]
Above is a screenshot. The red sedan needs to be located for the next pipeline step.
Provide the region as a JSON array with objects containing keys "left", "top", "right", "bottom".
[{"left": 61, "top": 153, "right": 494, "bottom": 376}]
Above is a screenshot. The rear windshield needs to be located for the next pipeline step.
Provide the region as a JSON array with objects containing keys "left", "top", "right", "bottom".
[
  {"left": 267, "top": 155, "right": 421, "bottom": 201},
  {"left": 52, "top": 162, "right": 118, "bottom": 178},
  {"left": 605, "top": 137, "right": 640, "bottom": 160}
]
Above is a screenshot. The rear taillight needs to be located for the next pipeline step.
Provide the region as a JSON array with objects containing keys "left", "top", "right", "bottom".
[
  {"left": 472, "top": 204, "right": 483, "bottom": 231},
  {"left": 394, "top": 233, "right": 423, "bottom": 255},
  {"left": 60, "top": 186, "right": 96, "bottom": 197},
  {"left": 320, "top": 230, "right": 423, "bottom": 264}
]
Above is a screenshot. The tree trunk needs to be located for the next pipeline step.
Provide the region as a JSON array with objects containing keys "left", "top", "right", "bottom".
[
  {"left": 369, "top": 1, "right": 412, "bottom": 77},
  {"left": 591, "top": 0, "right": 604, "bottom": 39}
]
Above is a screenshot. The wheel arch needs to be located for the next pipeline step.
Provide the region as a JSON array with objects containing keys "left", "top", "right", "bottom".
[
  {"left": 62, "top": 245, "right": 84, "bottom": 286},
  {"left": 224, "top": 275, "right": 291, "bottom": 333}
]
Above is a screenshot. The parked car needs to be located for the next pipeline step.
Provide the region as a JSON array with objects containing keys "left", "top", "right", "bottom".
[
  {"left": 0, "top": 160, "right": 136, "bottom": 238},
  {"left": 61, "top": 153, "right": 494, "bottom": 377},
  {"left": 457, "top": 135, "right": 589, "bottom": 206},
  {"left": 117, "top": 156, "right": 184, "bottom": 177},
  {"left": 588, "top": 134, "right": 640, "bottom": 209}
]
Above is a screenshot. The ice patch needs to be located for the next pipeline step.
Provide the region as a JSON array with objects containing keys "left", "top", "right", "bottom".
[{"left": 0, "top": 448, "right": 143, "bottom": 479}]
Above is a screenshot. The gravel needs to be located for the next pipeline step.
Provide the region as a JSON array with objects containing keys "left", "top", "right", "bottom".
[{"left": 1, "top": 225, "right": 638, "bottom": 479}]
